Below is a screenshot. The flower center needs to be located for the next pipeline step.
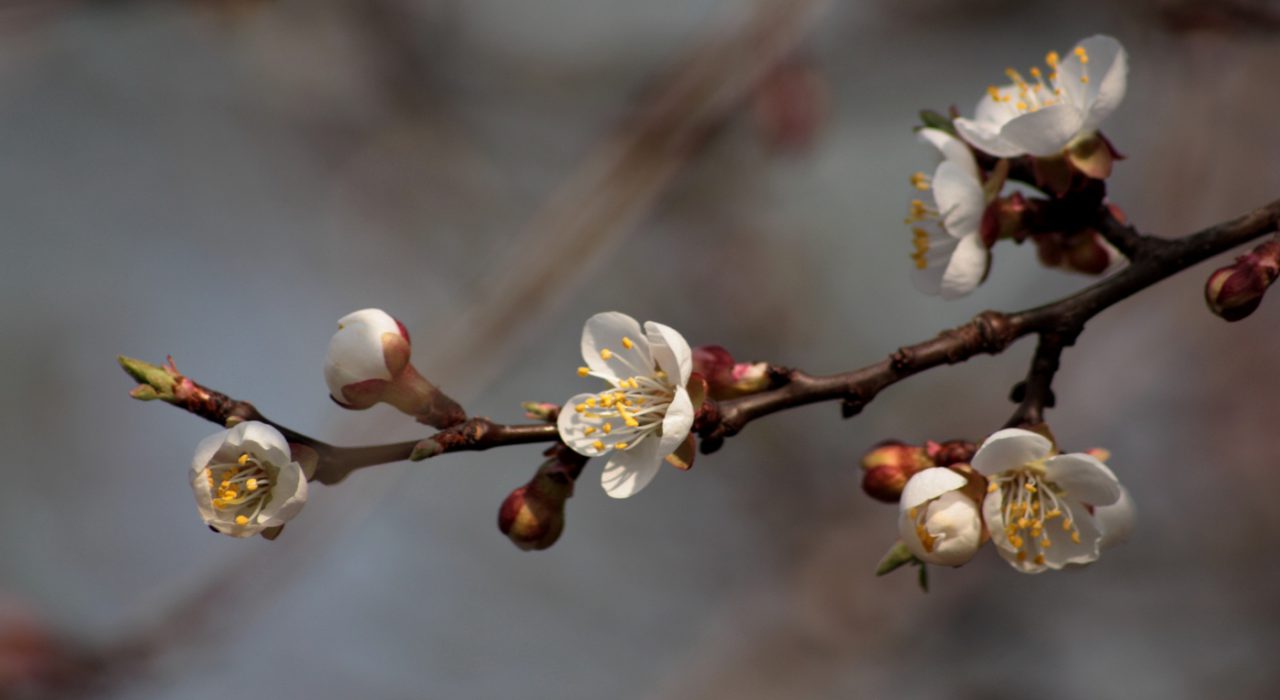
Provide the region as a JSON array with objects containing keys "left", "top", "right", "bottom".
[
  {"left": 205, "top": 452, "right": 272, "bottom": 526},
  {"left": 574, "top": 338, "right": 676, "bottom": 454},
  {"left": 987, "top": 469, "right": 1083, "bottom": 566},
  {"left": 985, "top": 47, "right": 1090, "bottom": 116}
]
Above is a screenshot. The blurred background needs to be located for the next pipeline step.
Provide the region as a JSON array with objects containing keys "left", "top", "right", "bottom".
[{"left": 2, "top": 0, "right": 1280, "bottom": 697}]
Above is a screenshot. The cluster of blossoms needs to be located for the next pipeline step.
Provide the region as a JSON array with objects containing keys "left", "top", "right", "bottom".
[
  {"left": 876, "top": 428, "right": 1134, "bottom": 574},
  {"left": 906, "top": 35, "right": 1129, "bottom": 298}
]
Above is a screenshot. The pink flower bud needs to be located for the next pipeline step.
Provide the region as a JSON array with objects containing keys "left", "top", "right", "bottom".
[
  {"left": 692, "top": 345, "right": 773, "bottom": 399},
  {"left": 1205, "top": 240, "right": 1280, "bottom": 322},
  {"left": 926, "top": 439, "right": 978, "bottom": 467},
  {"left": 497, "top": 457, "right": 579, "bottom": 551},
  {"left": 860, "top": 440, "right": 935, "bottom": 503}
]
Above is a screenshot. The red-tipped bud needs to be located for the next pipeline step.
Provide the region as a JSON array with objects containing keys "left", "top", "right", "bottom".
[
  {"left": 693, "top": 345, "right": 773, "bottom": 399},
  {"left": 926, "top": 439, "right": 978, "bottom": 467},
  {"left": 497, "top": 458, "right": 578, "bottom": 551},
  {"left": 1205, "top": 240, "right": 1280, "bottom": 322},
  {"left": 860, "top": 441, "right": 935, "bottom": 503},
  {"left": 981, "top": 192, "right": 1029, "bottom": 247}
]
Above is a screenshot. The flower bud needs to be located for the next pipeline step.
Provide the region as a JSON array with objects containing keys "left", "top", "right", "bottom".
[
  {"left": 692, "top": 345, "right": 773, "bottom": 399},
  {"left": 861, "top": 440, "right": 934, "bottom": 503},
  {"left": 1205, "top": 240, "right": 1280, "bottom": 322},
  {"left": 1034, "top": 230, "right": 1121, "bottom": 276},
  {"left": 1066, "top": 132, "right": 1122, "bottom": 180},
  {"left": 926, "top": 439, "right": 977, "bottom": 467},
  {"left": 324, "top": 308, "right": 465, "bottom": 428},
  {"left": 898, "top": 468, "right": 983, "bottom": 567},
  {"left": 497, "top": 457, "right": 579, "bottom": 551}
]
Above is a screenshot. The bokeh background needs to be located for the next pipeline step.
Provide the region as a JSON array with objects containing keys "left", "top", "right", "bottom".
[{"left": 2, "top": 0, "right": 1280, "bottom": 698}]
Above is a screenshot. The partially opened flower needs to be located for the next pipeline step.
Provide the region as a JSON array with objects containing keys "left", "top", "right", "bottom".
[
  {"left": 324, "top": 308, "right": 464, "bottom": 428},
  {"left": 898, "top": 467, "right": 984, "bottom": 566},
  {"left": 906, "top": 127, "right": 989, "bottom": 298},
  {"left": 973, "top": 428, "right": 1123, "bottom": 573},
  {"left": 557, "top": 312, "right": 695, "bottom": 499},
  {"left": 191, "top": 421, "right": 309, "bottom": 538},
  {"left": 954, "top": 35, "right": 1128, "bottom": 158}
]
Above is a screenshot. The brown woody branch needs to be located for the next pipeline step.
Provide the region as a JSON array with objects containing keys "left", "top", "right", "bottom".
[{"left": 122, "top": 196, "right": 1280, "bottom": 473}]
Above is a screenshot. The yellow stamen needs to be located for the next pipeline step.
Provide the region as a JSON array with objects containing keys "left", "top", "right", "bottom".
[
  {"left": 578, "top": 366, "right": 590, "bottom": 377},
  {"left": 592, "top": 440, "right": 605, "bottom": 452},
  {"left": 238, "top": 453, "right": 250, "bottom": 466},
  {"left": 584, "top": 427, "right": 596, "bottom": 436},
  {"left": 1046, "top": 51, "right": 1059, "bottom": 68},
  {"left": 1024, "top": 482, "right": 1037, "bottom": 493},
  {"left": 1080, "top": 74, "right": 1090, "bottom": 84},
  {"left": 1034, "top": 554, "right": 1046, "bottom": 566},
  {"left": 246, "top": 478, "right": 259, "bottom": 491},
  {"left": 614, "top": 442, "right": 629, "bottom": 450},
  {"left": 987, "top": 85, "right": 1003, "bottom": 101},
  {"left": 1017, "top": 551, "right": 1027, "bottom": 562},
  {"left": 235, "top": 515, "right": 249, "bottom": 526},
  {"left": 1063, "top": 518, "right": 1073, "bottom": 531},
  {"left": 1074, "top": 46, "right": 1088, "bottom": 63},
  {"left": 1040, "top": 538, "right": 1051, "bottom": 549},
  {"left": 600, "top": 349, "right": 613, "bottom": 360},
  {"left": 602, "top": 423, "right": 613, "bottom": 434},
  {"left": 574, "top": 404, "right": 587, "bottom": 413},
  {"left": 987, "top": 481, "right": 999, "bottom": 493},
  {"left": 1071, "top": 531, "right": 1082, "bottom": 544},
  {"left": 621, "top": 337, "right": 634, "bottom": 349}
]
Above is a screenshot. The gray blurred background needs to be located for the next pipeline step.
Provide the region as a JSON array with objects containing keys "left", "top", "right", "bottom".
[{"left": 2, "top": 0, "right": 1280, "bottom": 698}]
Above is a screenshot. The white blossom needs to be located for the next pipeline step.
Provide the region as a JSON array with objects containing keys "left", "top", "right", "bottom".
[
  {"left": 906, "top": 128, "right": 989, "bottom": 299},
  {"left": 973, "top": 428, "right": 1124, "bottom": 573},
  {"left": 898, "top": 467, "right": 983, "bottom": 566},
  {"left": 557, "top": 312, "right": 695, "bottom": 499},
  {"left": 190, "top": 421, "right": 309, "bottom": 538},
  {"left": 324, "top": 308, "right": 410, "bottom": 407},
  {"left": 954, "top": 35, "right": 1128, "bottom": 158}
]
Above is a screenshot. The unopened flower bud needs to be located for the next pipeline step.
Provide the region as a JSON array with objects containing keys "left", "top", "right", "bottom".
[
  {"left": 898, "top": 468, "right": 983, "bottom": 567},
  {"left": 926, "top": 439, "right": 977, "bottom": 467},
  {"left": 861, "top": 440, "right": 934, "bottom": 503},
  {"left": 1034, "top": 230, "right": 1121, "bottom": 276},
  {"left": 1205, "top": 240, "right": 1280, "bottom": 322},
  {"left": 692, "top": 345, "right": 773, "bottom": 399},
  {"left": 324, "top": 308, "right": 465, "bottom": 428},
  {"left": 497, "top": 457, "right": 579, "bottom": 551}
]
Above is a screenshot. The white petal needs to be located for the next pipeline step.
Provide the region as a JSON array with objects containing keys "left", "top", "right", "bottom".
[
  {"left": 191, "top": 431, "right": 227, "bottom": 475},
  {"left": 899, "top": 467, "right": 966, "bottom": 509},
  {"left": 644, "top": 321, "right": 693, "bottom": 385},
  {"left": 325, "top": 311, "right": 398, "bottom": 396},
  {"left": 1058, "top": 36, "right": 1127, "bottom": 133},
  {"left": 910, "top": 234, "right": 958, "bottom": 297},
  {"left": 557, "top": 393, "right": 611, "bottom": 456},
  {"left": 998, "top": 105, "right": 1086, "bottom": 157},
  {"left": 1096, "top": 485, "right": 1136, "bottom": 550},
  {"left": 230, "top": 421, "right": 291, "bottom": 468},
  {"left": 600, "top": 438, "right": 663, "bottom": 499},
  {"left": 932, "top": 161, "right": 985, "bottom": 239},
  {"left": 982, "top": 490, "right": 1019, "bottom": 561},
  {"left": 1040, "top": 500, "right": 1103, "bottom": 569},
  {"left": 1045, "top": 453, "right": 1121, "bottom": 506},
  {"left": 971, "top": 428, "right": 1053, "bottom": 476},
  {"left": 917, "top": 128, "right": 978, "bottom": 178},
  {"left": 581, "top": 312, "right": 653, "bottom": 382},
  {"left": 190, "top": 467, "right": 217, "bottom": 522},
  {"left": 954, "top": 117, "right": 1025, "bottom": 158},
  {"left": 938, "top": 233, "right": 988, "bottom": 300},
  {"left": 656, "top": 386, "right": 694, "bottom": 456},
  {"left": 258, "top": 461, "right": 308, "bottom": 527},
  {"left": 898, "top": 491, "right": 982, "bottom": 567}
]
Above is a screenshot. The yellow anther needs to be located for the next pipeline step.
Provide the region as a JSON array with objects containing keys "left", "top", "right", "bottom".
[
  {"left": 912, "top": 254, "right": 927, "bottom": 270},
  {"left": 1024, "top": 482, "right": 1037, "bottom": 493},
  {"left": 916, "top": 525, "right": 936, "bottom": 553},
  {"left": 987, "top": 482, "right": 999, "bottom": 493},
  {"left": 1034, "top": 554, "right": 1046, "bottom": 566},
  {"left": 1040, "top": 538, "right": 1051, "bottom": 549},
  {"left": 1074, "top": 46, "right": 1088, "bottom": 63},
  {"left": 1029, "top": 66, "right": 1042, "bottom": 79},
  {"left": 222, "top": 490, "right": 237, "bottom": 500},
  {"left": 1045, "top": 509, "right": 1062, "bottom": 520},
  {"left": 1016, "top": 101, "right": 1028, "bottom": 111},
  {"left": 655, "top": 371, "right": 667, "bottom": 379},
  {"left": 586, "top": 397, "right": 598, "bottom": 407},
  {"left": 1017, "top": 551, "right": 1027, "bottom": 562},
  {"left": 592, "top": 440, "right": 605, "bottom": 452},
  {"left": 574, "top": 404, "right": 587, "bottom": 413},
  {"left": 600, "top": 349, "right": 614, "bottom": 360},
  {"left": 584, "top": 427, "right": 596, "bottom": 436},
  {"left": 238, "top": 453, "right": 250, "bottom": 466},
  {"left": 1062, "top": 518, "right": 1073, "bottom": 531},
  {"left": 602, "top": 423, "right": 613, "bottom": 434},
  {"left": 1080, "top": 75, "right": 1090, "bottom": 84},
  {"left": 987, "top": 85, "right": 1002, "bottom": 101},
  {"left": 1009, "top": 535, "right": 1024, "bottom": 549},
  {"left": 910, "top": 172, "right": 930, "bottom": 191},
  {"left": 212, "top": 499, "right": 226, "bottom": 508},
  {"left": 1017, "top": 517, "right": 1031, "bottom": 530},
  {"left": 235, "top": 515, "right": 249, "bottom": 526},
  {"left": 614, "top": 442, "right": 629, "bottom": 450},
  {"left": 1071, "top": 531, "right": 1082, "bottom": 544},
  {"left": 578, "top": 366, "right": 590, "bottom": 377},
  {"left": 909, "top": 507, "right": 919, "bottom": 519},
  {"left": 1046, "top": 51, "right": 1059, "bottom": 68},
  {"left": 621, "top": 337, "right": 634, "bottom": 349},
  {"left": 246, "top": 478, "right": 259, "bottom": 491}
]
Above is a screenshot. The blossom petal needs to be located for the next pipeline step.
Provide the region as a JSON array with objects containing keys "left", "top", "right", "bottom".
[
  {"left": 258, "top": 462, "right": 308, "bottom": 527},
  {"left": 1058, "top": 35, "right": 1127, "bottom": 133},
  {"left": 324, "top": 310, "right": 399, "bottom": 397},
  {"left": 1096, "top": 485, "right": 1136, "bottom": 550},
  {"left": 910, "top": 234, "right": 959, "bottom": 296},
  {"left": 192, "top": 432, "right": 226, "bottom": 475},
  {"left": 982, "top": 490, "right": 1018, "bottom": 561},
  {"left": 917, "top": 127, "right": 978, "bottom": 178},
  {"left": 229, "top": 421, "right": 291, "bottom": 469},
  {"left": 971, "top": 428, "right": 1053, "bottom": 476},
  {"left": 600, "top": 438, "right": 663, "bottom": 499},
  {"left": 932, "top": 161, "right": 985, "bottom": 239},
  {"left": 558, "top": 393, "right": 614, "bottom": 456},
  {"left": 581, "top": 312, "right": 653, "bottom": 382},
  {"left": 644, "top": 321, "right": 693, "bottom": 385},
  {"left": 900, "top": 467, "right": 967, "bottom": 509},
  {"left": 938, "top": 233, "right": 988, "bottom": 300},
  {"left": 954, "top": 116, "right": 1025, "bottom": 158},
  {"left": 1045, "top": 453, "right": 1121, "bottom": 506},
  {"left": 898, "top": 491, "right": 982, "bottom": 567},
  {"left": 656, "top": 386, "right": 694, "bottom": 456},
  {"left": 1040, "top": 499, "right": 1103, "bottom": 569},
  {"left": 997, "top": 104, "right": 1086, "bottom": 157}
]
